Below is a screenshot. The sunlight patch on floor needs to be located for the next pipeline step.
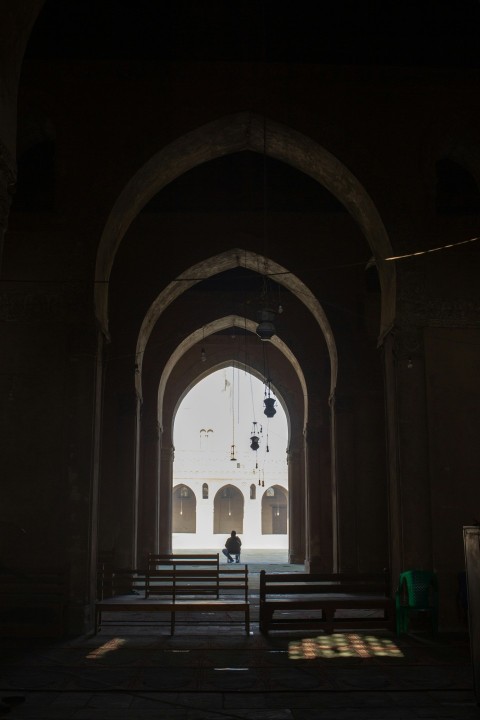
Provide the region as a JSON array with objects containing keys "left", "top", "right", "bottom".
[
  {"left": 289, "top": 633, "right": 404, "bottom": 660},
  {"left": 86, "top": 637, "right": 127, "bottom": 660}
]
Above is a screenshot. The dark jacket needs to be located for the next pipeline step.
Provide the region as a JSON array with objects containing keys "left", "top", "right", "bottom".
[{"left": 225, "top": 535, "right": 242, "bottom": 553}]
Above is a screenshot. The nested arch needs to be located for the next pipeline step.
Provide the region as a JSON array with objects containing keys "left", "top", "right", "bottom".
[
  {"left": 142, "top": 250, "right": 337, "bottom": 398},
  {"left": 95, "top": 112, "right": 395, "bottom": 342},
  {"left": 158, "top": 316, "right": 307, "bottom": 439},
  {"left": 157, "top": 340, "right": 304, "bottom": 559}
]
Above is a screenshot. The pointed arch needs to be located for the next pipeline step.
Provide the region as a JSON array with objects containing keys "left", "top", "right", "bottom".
[
  {"left": 156, "top": 314, "right": 308, "bottom": 435},
  {"left": 95, "top": 112, "right": 395, "bottom": 341},
  {"left": 139, "top": 251, "right": 335, "bottom": 394}
]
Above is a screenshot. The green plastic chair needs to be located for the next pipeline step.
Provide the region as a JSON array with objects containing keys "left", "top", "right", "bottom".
[{"left": 395, "top": 570, "right": 438, "bottom": 635}]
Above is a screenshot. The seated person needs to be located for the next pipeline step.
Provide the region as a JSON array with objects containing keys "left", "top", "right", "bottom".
[{"left": 222, "top": 530, "right": 242, "bottom": 563}]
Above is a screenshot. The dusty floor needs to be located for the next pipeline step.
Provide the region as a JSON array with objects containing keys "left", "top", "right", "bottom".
[{"left": 1, "top": 555, "right": 478, "bottom": 719}]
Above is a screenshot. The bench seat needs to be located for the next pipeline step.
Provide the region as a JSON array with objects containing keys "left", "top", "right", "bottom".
[
  {"left": 95, "top": 595, "right": 250, "bottom": 634},
  {"left": 95, "top": 554, "right": 249, "bottom": 635},
  {"left": 259, "top": 571, "right": 395, "bottom": 634}
]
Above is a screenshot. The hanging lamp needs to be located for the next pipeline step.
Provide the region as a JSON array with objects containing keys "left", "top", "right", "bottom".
[
  {"left": 249, "top": 421, "right": 261, "bottom": 451},
  {"left": 255, "top": 117, "right": 277, "bottom": 341},
  {"left": 263, "top": 379, "right": 277, "bottom": 418}
]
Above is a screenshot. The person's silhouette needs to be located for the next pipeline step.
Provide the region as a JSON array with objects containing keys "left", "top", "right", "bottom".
[{"left": 222, "top": 530, "right": 242, "bottom": 563}]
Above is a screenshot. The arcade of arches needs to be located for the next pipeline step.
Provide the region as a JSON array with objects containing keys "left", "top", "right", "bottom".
[
  {"left": 172, "top": 483, "right": 288, "bottom": 539},
  {"left": 1, "top": 3, "right": 480, "bottom": 638}
]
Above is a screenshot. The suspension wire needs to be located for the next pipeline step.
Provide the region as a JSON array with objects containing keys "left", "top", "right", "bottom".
[
  {"left": 249, "top": 370, "right": 256, "bottom": 424},
  {"left": 231, "top": 364, "right": 235, "bottom": 453}
]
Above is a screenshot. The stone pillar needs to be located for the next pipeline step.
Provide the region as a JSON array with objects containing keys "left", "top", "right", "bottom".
[
  {"left": 63, "top": 325, "right": 101, "bottom": 633},
  {"left": 110, "top": 387, "right": 138, "bottom": 569},
  {"left": 0, "top": 140, "right": 16, "bottom": 268},
  {"left": 159, "top": 439, "right": 174, "bottom": 553},
  {"left": 87, "top": 331, "right": 104, "bottom": 612},
  {"left": 382, "top": 328, "right": 433, "bottom": 589},
  {"left": 304, "top": 412, "right": 333, "bottom": 573},
  {"left": 243, "top": 485, "right": 258, "bottom": 544},
  {"left": 137, "top": 415, "right": 160, "bottom": 565},
  {"left": 287, "top": 441, "right": 305, "bottom": 564},
  {"left": 383, "top": 331, "right": 403, "bottom": 588}
]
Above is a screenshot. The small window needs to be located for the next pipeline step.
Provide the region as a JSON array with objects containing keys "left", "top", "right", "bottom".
[
  {"left": 202, "top": 483, "right": 208, "bottom": 499},
  {"left": 250, "top": 484, "right": 256, "bottom": 499},
  {"left": 436, "top": 158, "right": 480, "bottom": 214}
]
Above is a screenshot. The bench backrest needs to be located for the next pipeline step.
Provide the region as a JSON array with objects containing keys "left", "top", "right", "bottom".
[
  {"left": 147, "top": 553, "right": 220, "bottom": 569},
  {"left": 218, "top": 565, "right": 249, "bottom": 603},
  {"left": 145, "top": 553, "right": 221, "bottom": 598},
  {"left": 260, "top": 571, "right": 391, "bottom": 597}
]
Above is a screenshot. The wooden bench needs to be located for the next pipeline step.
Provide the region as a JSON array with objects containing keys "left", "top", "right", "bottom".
[
  {"left": 95, "top": 554, "right": 250, "bottom": 635},
  {"left": 259, "top": 570, "right": 395, "bottom": 635},
  {"left": 0, "top": 567, "right": 69, "bottom": 637},
  {"left": 145, "top": 553, "right": 220, "bottom": 598}
]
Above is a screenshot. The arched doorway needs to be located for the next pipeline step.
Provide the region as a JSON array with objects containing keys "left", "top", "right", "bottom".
[
  {"left": 214, "top": 485, "right": 244, "bottom": 535},
  {"left": 172, "top": 484, "right": 196, "bottom": 533},
  {"left": 262, "top": 485, "right": 288, "bottom": 535},
  {"left": 96, "top": 116, "right": 390, "bottom": 574},
  {"left": 171, "top": 367, "right": 290, "bottom": 552}
]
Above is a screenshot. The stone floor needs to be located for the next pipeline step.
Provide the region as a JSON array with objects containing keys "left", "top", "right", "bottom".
[{"left": 1, "top": 554, "right": 479, "bottom": 719}]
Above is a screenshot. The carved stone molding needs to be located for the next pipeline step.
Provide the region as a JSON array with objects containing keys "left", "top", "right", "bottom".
[
  {"left": 0, "top": 282, "right": 90, "bottom": 322},
  {"left": 397, "top": 264, "right": 480, "bottom": 327},
  {"left": 390, "top": 326, "right": 424, "bottom": 364}
]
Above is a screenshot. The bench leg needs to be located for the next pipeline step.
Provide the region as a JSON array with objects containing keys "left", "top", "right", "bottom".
[
  {"left": 170, "top": 611, "right": 175, "bottom": 635},
  {"left": 325, "top": 608, "right": 334, "bottom": 634},
  {"left": 259, "top": 606, "right": 273, "bottom": 634},
  {"left": 245, "top": 606, "right": 250, "bottom": 635}
]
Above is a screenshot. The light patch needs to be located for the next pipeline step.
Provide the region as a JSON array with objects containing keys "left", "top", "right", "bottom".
[
  {"left": 289, "top": 633, "right": 404, "bottom": 660},
  {"left": 86, "top": 637, "right": 126, "bottom": 660}
]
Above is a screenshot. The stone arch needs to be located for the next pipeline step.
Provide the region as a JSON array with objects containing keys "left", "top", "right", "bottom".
[
  {"left": 158, "top": 315, "right": 307, "bottom": 438},
  {"left": 141, "top": 250, "right": 336, "bottom": 397},
  {"left": 159, "top": 348, "right": 302, "bottom": 561},
  {"left": 95, "top": 112, "right": 395, "bottom": 341}
]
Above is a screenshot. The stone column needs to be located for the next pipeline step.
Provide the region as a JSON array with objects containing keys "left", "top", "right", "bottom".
[
  {"left": 304, "top": 412, "right": 333, "bottom": 573},
  {"left": 137, "top": 415, "right": 160, "bottom": 566},
  {"left": 287, "top": 441, "right": 305, "bottom": 564},
  {"left": 110, "top": 387, "right": 139, "bottom": 569},
  {"left": 63, "top": 325, "right": 100, "bottom": 633},
  {"left": 382, "top": 328, "right": 433, "bottom": 588},
  {"left": 383, "top": 331, "right": 403, "bottom": 588},
  {"left": 159, "top": 439, "right": 174, "bottom": 553}
]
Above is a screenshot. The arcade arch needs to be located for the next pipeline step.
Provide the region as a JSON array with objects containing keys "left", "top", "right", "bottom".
[
  {"left": 94, "top": 112, "right": 395, "bottom": 343},
  {"left": 96, "top": 116, "right": 392, "bottom": 575},
  {"left": 172, "top": 368, "right": 289, "bottom": 550}
]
